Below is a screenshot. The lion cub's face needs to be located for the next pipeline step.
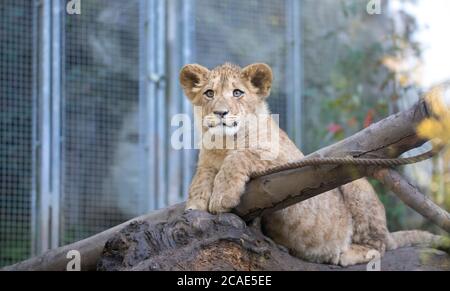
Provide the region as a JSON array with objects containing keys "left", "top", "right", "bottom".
[{"left": 180, "top": 63, "right": 273, "bottom": 137}]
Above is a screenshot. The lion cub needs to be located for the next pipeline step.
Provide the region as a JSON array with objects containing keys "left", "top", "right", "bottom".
[{"left": 180, "top": 62, "right": 440, "bottom": 266}]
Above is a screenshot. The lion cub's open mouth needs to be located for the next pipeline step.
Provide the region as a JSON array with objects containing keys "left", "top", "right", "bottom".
[
  {"left": 205, "top": 118, "right": 240, "bottom": 136},
  {"left": 208, "top": 121, "right": 239, "bottom": 128}
]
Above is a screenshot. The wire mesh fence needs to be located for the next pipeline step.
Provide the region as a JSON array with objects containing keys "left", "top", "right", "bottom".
[
  {"left": 194, "top": 0, "right": 290, "bottom": 129},
  {"left": 0, "top": 0, "right": 36, "bottom": 267},
  {"left": 62, "top": 0, "right": 145, "bottom": 245}
]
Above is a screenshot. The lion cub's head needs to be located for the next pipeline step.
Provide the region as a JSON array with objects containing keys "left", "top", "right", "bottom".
[{"left": 180, "top": 63, "right": 273, "bottom": 137}]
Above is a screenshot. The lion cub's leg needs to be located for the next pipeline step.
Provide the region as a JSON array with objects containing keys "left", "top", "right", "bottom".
[
  {"left": 339, "top": 178, "right": 389, "bottom": 255},
  {"left": 209, "top": 151, "right": 267, "bottom": 214},
  {"left": 339, "top": 244, "right": 378, "bottom": 267},
  {"left": 186, "top": 167, "right": 217, "bottom": 211}
]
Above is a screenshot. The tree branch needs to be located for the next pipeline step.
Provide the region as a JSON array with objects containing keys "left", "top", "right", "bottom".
[{"left": 372, "top": 168, "right": 450, "bottom": 233}]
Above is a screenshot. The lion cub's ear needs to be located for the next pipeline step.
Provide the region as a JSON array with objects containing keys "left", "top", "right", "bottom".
[
  {"left": 241, "top": 63, "right": 273, "bottom": 99},
  {"left": 179, "top": 64, "right": 210, "bottom": 102}
]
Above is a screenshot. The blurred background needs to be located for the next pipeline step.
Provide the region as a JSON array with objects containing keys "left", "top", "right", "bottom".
[{"left": 1, "top": 0, "right": 449, "bottom": 267}]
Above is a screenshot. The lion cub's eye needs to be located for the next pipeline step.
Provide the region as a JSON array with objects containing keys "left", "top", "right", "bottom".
[
  {"left": 204, "top": 90, "right": 214, "bottom": 99},
  {"left": 233, "top": 89, "right": 244, "bottom": 98}
]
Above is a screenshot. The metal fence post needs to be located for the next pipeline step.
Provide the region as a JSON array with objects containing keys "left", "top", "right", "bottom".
[
  {"left": 166, "top": 0, "right": 182, "bottom": 205},
  {"left": 37, "top": 0, "right": 62, "bottom": 253},
  {"left": 50, "top": 0, "right": 62, "bottom": 250},
  {"left": 139, "top": 0, "right": 156, "bottom": 211},
  {"left": 31, "top": 0, "right": 40, "bottom": 258},
  {"left": 155, "top": 0, "right": 167, "bottom": 209},
  {"left": 286, "top": 0, "right": 303, "bottom": 148},
  {"left": 181, "top": 0, "right": 196, "bottom": 199},
  {"left": 38, "top": 0, "right": 52, "bottom": 253},
  {"left": 140, "top": 0, "right": 167, "bottom": 210}
]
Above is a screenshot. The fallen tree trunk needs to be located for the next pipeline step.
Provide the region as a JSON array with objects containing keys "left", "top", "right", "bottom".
[
  {"left": 97, "top": 211, "right": 450, "bottom": 271},
  {"left": 3, "top": 97, "right": 448, "bottom": 271}
]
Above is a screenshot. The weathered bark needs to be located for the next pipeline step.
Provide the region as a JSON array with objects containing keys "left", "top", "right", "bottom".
[
  {"left": 97, "top": 211, "right": 450, "bottom": 271},
  {"left": 3, "top": 98, "right": 448, "bottom": 271},
  {"left": 373, "top": 168, "right": 450, "bottom": 233}
]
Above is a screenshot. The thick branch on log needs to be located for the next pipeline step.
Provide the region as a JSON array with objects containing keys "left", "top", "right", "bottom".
[
  {"left": 372, "top": 168, "right": 450, "bottom": 233},
  {"left": 1, "top": 98, "right": 442, "bottom": 271}
]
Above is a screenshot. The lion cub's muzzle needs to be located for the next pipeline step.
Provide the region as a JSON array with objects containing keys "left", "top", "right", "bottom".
[{"left": 203, "top": 114, "right": 240, "bottom": 136}]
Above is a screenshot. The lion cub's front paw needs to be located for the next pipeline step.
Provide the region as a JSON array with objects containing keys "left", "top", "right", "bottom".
[
  {"left": 185, "top": 199, "right": 209, "bottom": 212},
  {"left": 208, "top": 190, "right": 240, "bottom": 214}
]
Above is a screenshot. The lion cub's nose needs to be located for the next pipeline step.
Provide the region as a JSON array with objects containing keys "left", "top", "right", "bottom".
[{"left": 213, "top": 110, "right": 229, "bottom": 118}]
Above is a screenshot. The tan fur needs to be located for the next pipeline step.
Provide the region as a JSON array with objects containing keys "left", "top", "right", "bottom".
[{"left": 180, "top": 62, "right": 440, "bottom": 266}]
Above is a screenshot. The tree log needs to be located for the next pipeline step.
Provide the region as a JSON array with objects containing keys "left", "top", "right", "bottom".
[
  {"left": 2, "top": 97, "right": 447, "bottom": 271},
  {"left": 97, "top": 211, "right": 450, "bottom": 271}
]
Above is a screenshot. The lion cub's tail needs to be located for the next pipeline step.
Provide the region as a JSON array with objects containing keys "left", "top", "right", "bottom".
[{"left": 386, "top": 230, "right": 447, "bottom": 251}]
